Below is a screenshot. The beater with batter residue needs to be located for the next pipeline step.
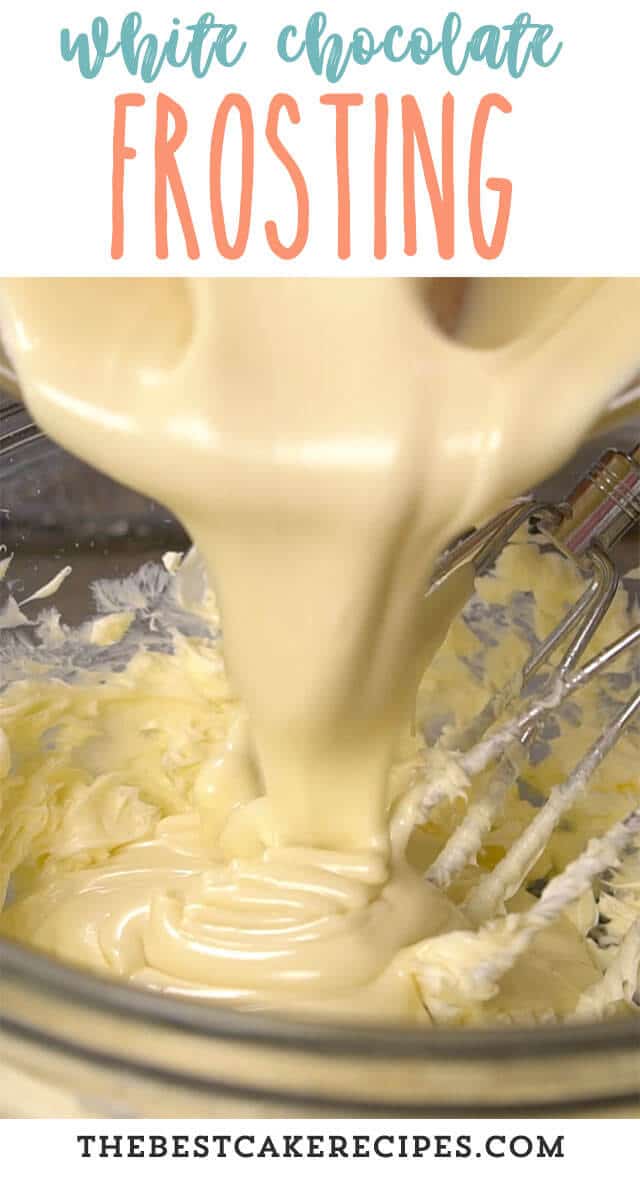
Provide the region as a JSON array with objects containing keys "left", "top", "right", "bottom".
[{"left": 397, "top": 445, "right": 640, "bottom": 1021}]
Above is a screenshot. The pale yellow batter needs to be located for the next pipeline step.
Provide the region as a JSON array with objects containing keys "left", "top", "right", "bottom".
[{"left": 0, "top": 278, "right": 639, "bottom": 1024}]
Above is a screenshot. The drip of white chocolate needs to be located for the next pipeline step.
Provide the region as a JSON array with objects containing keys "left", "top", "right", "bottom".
[{"left": 1, "top": 278, "right": 640, "bottom": 1022}]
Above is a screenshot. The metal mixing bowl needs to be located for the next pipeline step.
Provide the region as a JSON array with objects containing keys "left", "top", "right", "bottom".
[{"left": 1, "top": 395, "right": 639, "bottom": 1118}]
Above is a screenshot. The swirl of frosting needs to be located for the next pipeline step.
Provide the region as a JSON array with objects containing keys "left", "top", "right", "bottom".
[{"left": 2, "top": 817, "right": 458, "bottom": 1015}]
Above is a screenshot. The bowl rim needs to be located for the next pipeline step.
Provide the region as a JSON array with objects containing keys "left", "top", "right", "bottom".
[{"left": 2, "top": 933, "right": 639, "bottom": 1063}]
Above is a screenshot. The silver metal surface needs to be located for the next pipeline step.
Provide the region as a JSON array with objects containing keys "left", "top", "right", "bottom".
[{"left": 551, "top": 445, "right": 640, "bottom": 558}]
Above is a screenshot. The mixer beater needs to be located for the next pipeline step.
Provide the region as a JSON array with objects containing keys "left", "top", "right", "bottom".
[{"left": 396, "top": 444, "right": 640, "bottom": 1021}]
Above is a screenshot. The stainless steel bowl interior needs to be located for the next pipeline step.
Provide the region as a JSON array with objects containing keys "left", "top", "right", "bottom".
[{"left": 1, "top": 398, "right": 639, "bottom": 1117}]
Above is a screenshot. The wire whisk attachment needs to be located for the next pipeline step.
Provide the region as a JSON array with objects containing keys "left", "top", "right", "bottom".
[{"left": 395, "top": 444, "right": 640, "bottom": 1020}]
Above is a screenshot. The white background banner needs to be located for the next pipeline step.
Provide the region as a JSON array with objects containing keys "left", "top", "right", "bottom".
[
  {"left": 0, "top": 1, "right": 638, "bottom": 274},
  {"left": 0, "top": 1119, "right": 636, "bottom": 1184}
]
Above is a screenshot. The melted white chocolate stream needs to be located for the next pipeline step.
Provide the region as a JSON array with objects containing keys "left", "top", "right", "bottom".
[{"left": 2, "top": 277, "right": 640, "bottom": 1019}]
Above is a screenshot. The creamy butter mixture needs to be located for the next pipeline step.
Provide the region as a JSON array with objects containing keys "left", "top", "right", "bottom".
[{"left": 1, "top": 278, "right": 640, "bottom": 1024}]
